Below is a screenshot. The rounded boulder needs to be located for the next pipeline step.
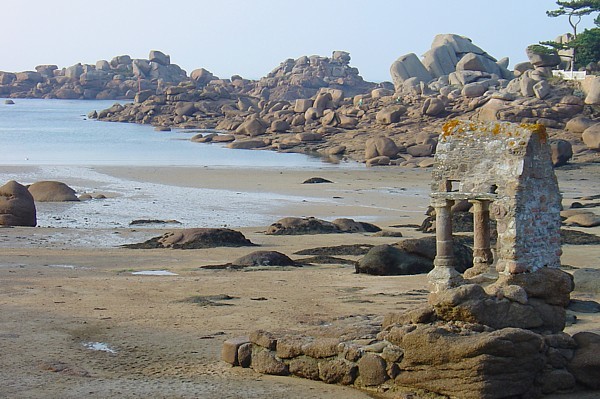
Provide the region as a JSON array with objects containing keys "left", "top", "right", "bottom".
[
  {"left": 0, "top": 180, "right": 36, "bottom": 227},
  {"left": 28, "top": 181, "right": 79, "bottom": 202}
]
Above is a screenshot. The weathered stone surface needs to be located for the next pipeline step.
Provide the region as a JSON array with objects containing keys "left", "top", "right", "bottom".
[
  {"left": 266, "top": 217, "right": 338, "bottom": 235},
  {"left": 227, "top": 139, "right": 270, "bottom": 150},
  {"left": 250, "top": 330, "right": 277, "bottom": 350},
  {"left": 394, "top": 325, "right": 545, "bottom": 399},
  {"left": 383, "top": 305, "right": 436, "bottom": 328},
  {"left": 390, "top": 53, "right": 432, "bottom": 89},
  {"left": 235, "top": 117, "right": 267, "bottom": 136},
  {"left": 533, "top": 80, "right": 550, "bottom": 99},
  {"left": 568, "top": 332, "right": 600, "bottom": 389},
  {"left": 0, "top": 180, "right": 36, "bottom": 227},
  {"left": 582, "top": 123, "right": 600, "bottom": 151},
  {"left": 581, "top": 75, "right": 600, "bottom": 105},
  {"left": 364, "top": 136, "right": 399, "bottom": 159},
  {"left": 572, "top": 268, "right": 600, "bottom": 293},
  {"left": 331, "top": 218, "right": 381, "bottom": 233},
  {"left": 565, "top": 116, "right": 595, "bottom": 133},
  {"left": 406, "top": 144, "right": 434, "bottom": 157},
  {"left": 221, "top": 336, "right": 250, "bottom": 365},
  {"left": 540, "top": 369, "right": 576, "bottom": 394},
  {"left": 356, "top": 237, "right": 472, "bottom": 276},
  {"left": 294, "top": 98, "right": 313, "bottom": 113},
  {"left": 356, "top": 353, "right": 388, "bottom": 386},
  {"left": 232, "top": 251, "right": 296, "bottom": 267},
  {"left": 461, "top": 82, "right": 486, "bottom": 98},
  {"left": 432, "top": 121, "right": 561, "bottom": 275},
  {"left": 375, "top": 106, "right": 405, "bottom": 125},
  {"left": 149, "top": 50, "right": 170, "bottom": 66},
  {"left": 27, "top": 181, "right": 79, "bottom": 202},
  {"left": 526, "top": 46, "right": 561, "bottom": 67},
  {"left": 190, "top": 68, "right": 214, "bottom": 84},
  {"left": 237, "top": 343, "right": 252, "bottom": 368},
  {"left": 318, "top": 359, "right": 358, "bottom": 385},
  {"left": 421, "top": 97, "right": 445, "bottom": 116},
  {"left": 276, "top": 336, "right": 307, "bottom": 359},
  {"left": 550, "top": 139, "right": 573, "bottom": 167},
  {"left": 564, "top": 212, "right": 600, "bottom": 227},
  {"left": 124, "top": 228, "right": 255, "bottom": 249},
  {"left": 289, "top": 357, "right": 320, "bottom": 380},
  {"left": 251, "top": 349, "right": 289, "bottom": 376},
  {"left": 301, "top": 338, "right": 340, "bottom": 358},
  {"left": 495, "top": 267, "right": 573, "bottom": 307}
]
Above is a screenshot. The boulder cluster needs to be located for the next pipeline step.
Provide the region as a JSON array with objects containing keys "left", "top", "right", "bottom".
[
  {"left": 0, "top": 180, "right": 98, "bottom": 227},
  {"left": 85, "top": 34, "right": 600, "bottom": 168},
  {"left": 0, "top": 50, "right": 188, "bottom": 100}
]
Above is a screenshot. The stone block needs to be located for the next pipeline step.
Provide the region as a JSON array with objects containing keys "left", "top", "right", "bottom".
[
  {"left": 249, "top": 329, "right": 277, "bottom": 350},
  {"left": 357, "top": 353, "right": 388, "bottom": 386},
  {"left": 289, "top": 357, "right": 320, "bottom": 380},
  {"left": 221, "top": 336, "right": 250, "bottom": 365},
  {"left": 318, "top": 359, "right": 358, "bottom": 385},
  {"left": 301, "top": 338, "right": 340, "bottom": 358},
  {"left": 251, "top": 349, "right": 289, "bottom": 376}
]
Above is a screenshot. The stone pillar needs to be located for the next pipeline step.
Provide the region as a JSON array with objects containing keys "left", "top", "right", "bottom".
[
  {"left": 464, "top": 200, "right": 494, "bottom": 278},
  {"left": 428, "top": 198, "right": 462, "bottom": 292}
]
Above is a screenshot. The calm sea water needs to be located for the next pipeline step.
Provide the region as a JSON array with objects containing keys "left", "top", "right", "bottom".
[
  {"left": 0, "top": 99, "right": 351, "bottom": 236},
  {"left": 0, "top": 98, "right": 341, "bottom": 167}
]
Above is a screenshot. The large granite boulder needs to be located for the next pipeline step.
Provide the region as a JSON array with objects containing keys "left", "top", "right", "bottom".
[
  {"left": 421, "top": 34, "right": 505, "bottom": 79},
  {"left": 581, "top": 75, "right": 600, "bottom": 105},
  {"left": 0, "top": 180, "right": 36, "bottom": 227},
  {"left": 364, "top": 136, "right": 399, "bottom": 159},
  {"left": 190, "top": 68, "right": 214, "bottom": 85},
  {"left": 582, "top": 123, "right": 600, "bottom": 150},
  {"left": 356, "top": 237, "right": 472, "bottom": 276},
  {"left": 389, "top": 325, "right": 545, "bottom": 399},
  {"left": 390, "top": 53, "right": 433, "bottom": 89},
  {"left": 28, "top": 181, "right": 79, "bottom": 202},
  {"left": 565, "top": 116, "right": 595, "bottom": 133},
  {"left": 525, "top": 45, "right": 561, "bottom": 68},
  {"left": 148, "top": 50, "right": 170, "bottom": 66}
]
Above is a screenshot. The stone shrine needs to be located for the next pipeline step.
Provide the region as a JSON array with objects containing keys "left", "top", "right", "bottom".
[{"left": 428, "top": 120, "right": 562, "bottom": 291}]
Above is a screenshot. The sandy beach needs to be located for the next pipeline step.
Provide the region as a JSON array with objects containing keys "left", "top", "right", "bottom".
[{"left": 1, "top": 164, "right": 599, "bottom": 398}]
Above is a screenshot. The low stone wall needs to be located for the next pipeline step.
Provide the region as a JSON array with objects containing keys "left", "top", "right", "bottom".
[{"left": 222, "top": 270, "right": 600, "bottom": 398}]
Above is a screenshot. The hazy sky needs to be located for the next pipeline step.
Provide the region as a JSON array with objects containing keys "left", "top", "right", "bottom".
[{"left": 2, "top": 0, "right": 597, "bottom": 82}]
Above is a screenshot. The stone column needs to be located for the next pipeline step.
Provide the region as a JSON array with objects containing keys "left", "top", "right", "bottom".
[
  {"left": 465, "top": 200, "right": 494, "bottom": 277},
  {"left": 428, "top": 198, "right": 462, "bottom": 292}
]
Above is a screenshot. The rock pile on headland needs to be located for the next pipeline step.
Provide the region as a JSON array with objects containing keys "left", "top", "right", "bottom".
[
  {"left": 83, "top": 34, "right": 599, "bottom": 167},
  {"left": 0, "top": 50, "right": 188, "bottom": 100}
]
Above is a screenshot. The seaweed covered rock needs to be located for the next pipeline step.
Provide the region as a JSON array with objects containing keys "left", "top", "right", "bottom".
[
  {"left": 124, "top": 228, "right": 256, "bottom": 249},
  {"left": 232, "top": 251, "right": 297, "bottom": 267},
  {"left": 356, "top": 237, "right": 473, "bottom": 275}
]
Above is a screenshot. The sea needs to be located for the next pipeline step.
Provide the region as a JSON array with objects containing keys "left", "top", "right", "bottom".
[
  {"left": 0, "top": 99, "right": 356, "bottom": 240},
  {"left": 0, "top": 98, "right": 340, "bottom": 167}
]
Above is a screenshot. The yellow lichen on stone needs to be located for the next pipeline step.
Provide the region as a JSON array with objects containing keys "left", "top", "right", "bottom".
[{"left": 519, "top": 123, "right": 547, "bottom": 143}]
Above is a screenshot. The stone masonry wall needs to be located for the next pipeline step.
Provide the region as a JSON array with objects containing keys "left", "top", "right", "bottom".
[{"left": 431, "top": 120, "right": 562, "bottom": 274}]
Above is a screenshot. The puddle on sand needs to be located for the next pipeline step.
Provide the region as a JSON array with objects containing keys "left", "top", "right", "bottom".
[
  {"left": 83, "top": 342, "right": 117, "bottom": 354},
  {"left": 131, "top": 270, "right": 178, "bottom": 276}
]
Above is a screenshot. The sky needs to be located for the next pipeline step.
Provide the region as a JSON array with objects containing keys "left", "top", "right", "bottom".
[{"left": 2, "top": 0, "right": 597, "bottom": 82}]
